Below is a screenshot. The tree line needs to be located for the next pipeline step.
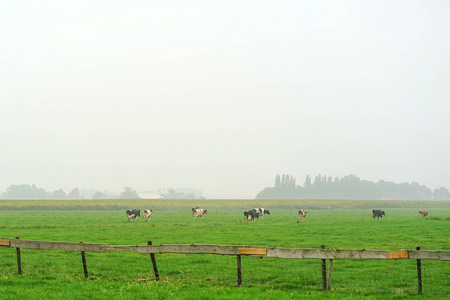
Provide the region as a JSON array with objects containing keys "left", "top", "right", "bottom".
[
  {"left": 0, "top": 184, "right": 140, "bottom": 200},
  {"left": 0, "top": 185, "right": 205, "bottom": 200},
  {"left": 255, "top": 174, "right": 450, "bottom": 200}
]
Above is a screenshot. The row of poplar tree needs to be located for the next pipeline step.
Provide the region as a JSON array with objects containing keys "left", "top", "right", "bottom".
[{"left": 255, "top": 174, "right": 450, "bottom": 200}]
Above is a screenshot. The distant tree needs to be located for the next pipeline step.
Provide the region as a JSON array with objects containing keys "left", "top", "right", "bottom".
[
  {"left": 66, "top": 188, "right": 80, "bottom": 200},
  {"left": 51, "top": 189, "right": 66, "bottom": 199},
  {"left": 304, "top": 175, "right": 312, "bottom": 189},
  {"left": 120, "top": 186, "right": 139, "bottom": 199},
  {"left": 2, "top": 184, "right": 50, "bottom": 199},
  {"left": 275, "top": 175, "right": 281, "bottom": 188},
  {"left": 92, "top": 191, "right": 104, "bottom": 199},
  {"left": 256, "top": 174, "right": 299, "bottom": 199},
  {"left": 433, "top": 187, "right": 450, "bottom": 200},
  {"left": 186, "top": 193, "right": 196, "bottom": 199},
  {"left": 256, "top": 174, "right": 440, "bottom": 200}
]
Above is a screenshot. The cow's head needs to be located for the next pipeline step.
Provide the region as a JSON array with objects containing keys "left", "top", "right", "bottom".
[
  {"left": 265, "top": 210, "right": 270, "bottom": 215},
  {"left": 202, "top": 209, "right": 207, "bottom": 215},
  {"left": 382, "top": 211, "right": 385, "bottom": 216}
]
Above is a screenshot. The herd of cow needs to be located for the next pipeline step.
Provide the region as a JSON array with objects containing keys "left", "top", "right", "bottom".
[
  {"left": 125, "top": 209, "right": 152, "bottom": 222},
  {"left": 125, "top": 208, "right": 429, "bottom": 222}
]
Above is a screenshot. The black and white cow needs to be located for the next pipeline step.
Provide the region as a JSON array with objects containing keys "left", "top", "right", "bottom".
[
  {"left": 144, "top": 209, "right": 153, "bottom": 222},
  {"left": 244, "top": 209, "right": 259, "bottom": 223},
  {"left": 253, "top": 208, "right": 270, "bottom": 219},
  {"left": 372, "top": 210, "right": 385, "bottom": 219},
  {"left": 126, "top": 209, "right": 140, "bottom": 222},
  {"left": 298, "top": 209, "right": 307, "bottom": 219}
]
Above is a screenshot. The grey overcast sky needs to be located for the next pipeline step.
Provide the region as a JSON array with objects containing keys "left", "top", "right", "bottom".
[{"left": 1, "top": 1, "right": 449, "bottom": 199}]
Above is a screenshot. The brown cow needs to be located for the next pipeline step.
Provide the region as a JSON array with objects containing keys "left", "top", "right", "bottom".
[
  {"left": 192, "top": 208, "right": 207, "bottom": 219},
  {"left": 419, "top": 210, "right": 428, "bottom": 217}
]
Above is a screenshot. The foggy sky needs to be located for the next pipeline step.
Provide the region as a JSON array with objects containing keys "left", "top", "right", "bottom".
[{"left": 1, "top": 1, "right": 449, "bottom": 199}]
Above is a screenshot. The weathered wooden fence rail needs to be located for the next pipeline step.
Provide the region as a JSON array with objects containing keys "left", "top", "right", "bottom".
[
  {"left": 3, "top": 238, "right": 449, "bottom": 260},
  {"left": 1, "top": 237, "right": 449, "bottom": 293}
]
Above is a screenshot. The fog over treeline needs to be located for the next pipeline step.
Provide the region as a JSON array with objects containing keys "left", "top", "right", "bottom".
[
  {"left": 2, "top": 174, "right": 449, "bottom": 200},
  {"left": 0, "top": 185, "right": 204, "bottom": 200},
  {"left": 256, "top": 174, "right": 450, "bottom": 201}
]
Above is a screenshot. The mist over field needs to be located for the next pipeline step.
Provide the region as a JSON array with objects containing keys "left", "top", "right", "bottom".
[{"left": 1, "top": 1, "right": 449, "bottom": 199}]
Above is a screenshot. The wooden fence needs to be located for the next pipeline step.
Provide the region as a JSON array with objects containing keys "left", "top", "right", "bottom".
[{"left": 1, "top": 237, "right": 449, "bottom": 293}]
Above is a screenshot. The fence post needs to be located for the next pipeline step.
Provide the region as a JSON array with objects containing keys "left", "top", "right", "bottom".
[
  {"left": 327, "top": 259, "right": 333, "bottom": 290},
  {"left": 147, "top": 241, "right": 160, "bottom": 281},
  {"left": 321, "top": 245, "right": 327, "bottom": 291},
  {"left": 416, "top": 246, "right": 422, "bottom": 294},
  {"left": 237, "top": 255, "right": 242, "bottom": 287},
  {"left": 80, "top": 242, "right": 88, "bottom": 278},
  {"left": 15, "top": 236, "right": 22, "bottom": 275}
]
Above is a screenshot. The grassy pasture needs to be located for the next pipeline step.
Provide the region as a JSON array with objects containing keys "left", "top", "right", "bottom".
[{"left": 0, "top": 199, "right": 449, "bottom": 299}]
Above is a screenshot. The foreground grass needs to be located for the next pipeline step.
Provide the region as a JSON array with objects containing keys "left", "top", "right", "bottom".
[{"left": 0, "top": 199, "right": 449, "bottom": 299}]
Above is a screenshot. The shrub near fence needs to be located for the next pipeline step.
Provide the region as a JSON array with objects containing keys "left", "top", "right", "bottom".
[{"left": 1, "top": 238, "right": 449, "bottom": 296}]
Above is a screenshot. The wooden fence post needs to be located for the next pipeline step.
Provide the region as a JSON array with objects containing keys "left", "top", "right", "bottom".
[
  {"left": 416, "top": 246, "right": 422, "bottom": 294},
  {"left": 237, "top": 255, "right": 242, "bottom": 287},
  {"left": 147, "top": 241, "right": 160, "bottom": 281},
  {"left": 80, "top": 242, "right": 88, "bottom": 278},
  {"left": 321, "top": 245, "right": 327, "bottom": 291},
  {"left": 15, "top": 237, "right": 22, "bottom": 275},
  {"left": 327, "top": 259, "right": 333, "bottom": 290}
]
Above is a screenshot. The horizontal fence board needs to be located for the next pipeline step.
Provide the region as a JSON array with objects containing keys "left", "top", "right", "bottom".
[
  {"left": 8, "top": 239, "right": 109, "bottom": 253},
  {"left": 266, "top": 248, "right": 389, "bottom": 259},
  {"left": 100, "top": 244, "right": 244, "bottom": 255},
  {"left": 0, "top": 239, "right": 10, "bottom": 246},
  {"left": 387, "top": 250, "right": 409, "bottom": 260},
  {"left": 409, "top": 250, "right": 450, "bottom": 261},
  {"left": 239, "top": 248, "right": 267, "bottom": 255},
  {"left": 1, "top": 238, "right": 449, "bottom": 261}
]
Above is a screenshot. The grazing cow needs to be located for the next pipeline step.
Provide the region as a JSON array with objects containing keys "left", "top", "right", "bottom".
[
  {"left": 419, "top": 210, "right": 428, "bottom": 217},
  {"left": 144, "top": 209, "right": 153, "bottom": 221},
  {"left": 244, "top": 209, "right": 259, "bottom": 223},
  {"left": 192, "top": 208, "right": 207, "bottom": 219},
  {"left": 126, "top": 209, "right": 140, "bottom": 222},
  {"left": 253, "top": 208, "right": 270, "bottom": 219},
  {"left": 372, "top": 210, "right": 385, "bottom": 219},
  {"left": 298, "top": 209, "right": 307, "bottom": 219}
]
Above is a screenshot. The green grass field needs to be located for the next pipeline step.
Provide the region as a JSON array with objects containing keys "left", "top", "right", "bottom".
[{"left": 1, "top": 199, "right": 449, "bottom": 299}]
